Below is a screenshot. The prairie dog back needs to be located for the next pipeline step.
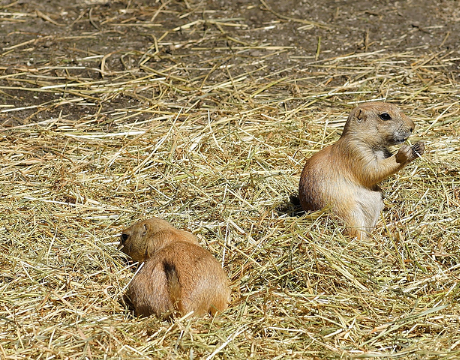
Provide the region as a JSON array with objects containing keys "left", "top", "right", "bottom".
[{"left": 128, "top": 241, "right": 231, "bottom": 317}]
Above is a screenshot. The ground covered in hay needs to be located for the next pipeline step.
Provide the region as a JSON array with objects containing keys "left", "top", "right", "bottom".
[{"left": 1, "top": 0, "right": 460, "bottom": 359}]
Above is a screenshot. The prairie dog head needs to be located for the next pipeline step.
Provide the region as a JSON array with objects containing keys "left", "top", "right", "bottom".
[
  {"left": 120, "top": 217, "right": 198, "bottom": 262},
  {"left": 342, "top": 102, "right": 415, "bottom": 147}
]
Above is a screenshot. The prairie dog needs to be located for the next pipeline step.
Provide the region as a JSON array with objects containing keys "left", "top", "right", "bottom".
[
  {"left": 298, "top": 102, "right": 425, "bottom": 239},
  {"left": 120, "top": 217, "right": 231, "bottom": 317}
]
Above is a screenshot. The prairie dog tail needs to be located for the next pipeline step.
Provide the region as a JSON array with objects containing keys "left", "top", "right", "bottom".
[{"left": 163, "top": 261, "right": 183, "bottom": 313}]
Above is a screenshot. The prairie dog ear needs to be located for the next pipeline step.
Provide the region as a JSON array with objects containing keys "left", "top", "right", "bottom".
[
  {"left": 142, "top": 223, "right": 148, "bottom": 236},
  {"left": 355, "top": 108, "right": 365, "bottom": 123}
]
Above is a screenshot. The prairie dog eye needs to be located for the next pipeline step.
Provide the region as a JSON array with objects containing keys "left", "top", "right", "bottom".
[
  {"left": 379, "top": 113, "right": 392, "bottom": 121},
  {"left": 120, "top": 233, "right": 129, "bottom": 245}
]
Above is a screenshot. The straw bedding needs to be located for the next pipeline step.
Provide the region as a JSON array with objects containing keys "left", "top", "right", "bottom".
[{"left": 1, "top": 1, "right": 460, "bottom": 358}]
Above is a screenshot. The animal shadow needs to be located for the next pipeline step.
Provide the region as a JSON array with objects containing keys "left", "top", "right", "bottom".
[{"left": 276, "top": 193, "right": 305, "bottom": 217}]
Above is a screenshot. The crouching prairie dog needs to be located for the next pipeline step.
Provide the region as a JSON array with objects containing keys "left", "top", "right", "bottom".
[
  {"left": 298, "top": 102, "right": 425, "bottom": 239},
  {"left": 120, "top": 217, "right": 231, "bottom": 318}
]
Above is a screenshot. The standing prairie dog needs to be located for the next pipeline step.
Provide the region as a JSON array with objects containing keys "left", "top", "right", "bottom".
[
  {"left": 298, "top": 102, "right": 425, "bottom": 239},
  {"left": 120, "top": 217, "right": 231, "bottom": 318}
]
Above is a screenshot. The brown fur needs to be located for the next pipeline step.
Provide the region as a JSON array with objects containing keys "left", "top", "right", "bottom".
[
  {"left": 120, "top": 217, "right": 231, "bottom": 318},
  {"left": 120, "top": 217, "right": 198, "bottom": 263},
  {"left": 298, "top": 102, "right": 425, "bottom": 239}
]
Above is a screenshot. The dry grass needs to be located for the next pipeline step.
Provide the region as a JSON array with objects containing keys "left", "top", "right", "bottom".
[{"left": 1, "top": 1, "right": 460, "bottom": 359}]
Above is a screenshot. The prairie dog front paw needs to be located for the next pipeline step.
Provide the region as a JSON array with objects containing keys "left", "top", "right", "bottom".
[
  {"left": 396, "top": 142, "right": 424, "bottom": 164},
  {"left": 411, "top": 141, "right": 425, "bottom": 158},
  {"left": 395, "top": 145, "right": 412, "bottom": 164}
]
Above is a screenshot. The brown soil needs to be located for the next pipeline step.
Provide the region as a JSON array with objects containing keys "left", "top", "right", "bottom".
[{"left": 1, "top": 0, "right": 459, "bottom": 125}]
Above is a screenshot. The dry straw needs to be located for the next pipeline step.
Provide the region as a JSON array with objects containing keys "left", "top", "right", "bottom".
[{"left": 1, "top": 1, "right": 460, "bottom": 359}]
